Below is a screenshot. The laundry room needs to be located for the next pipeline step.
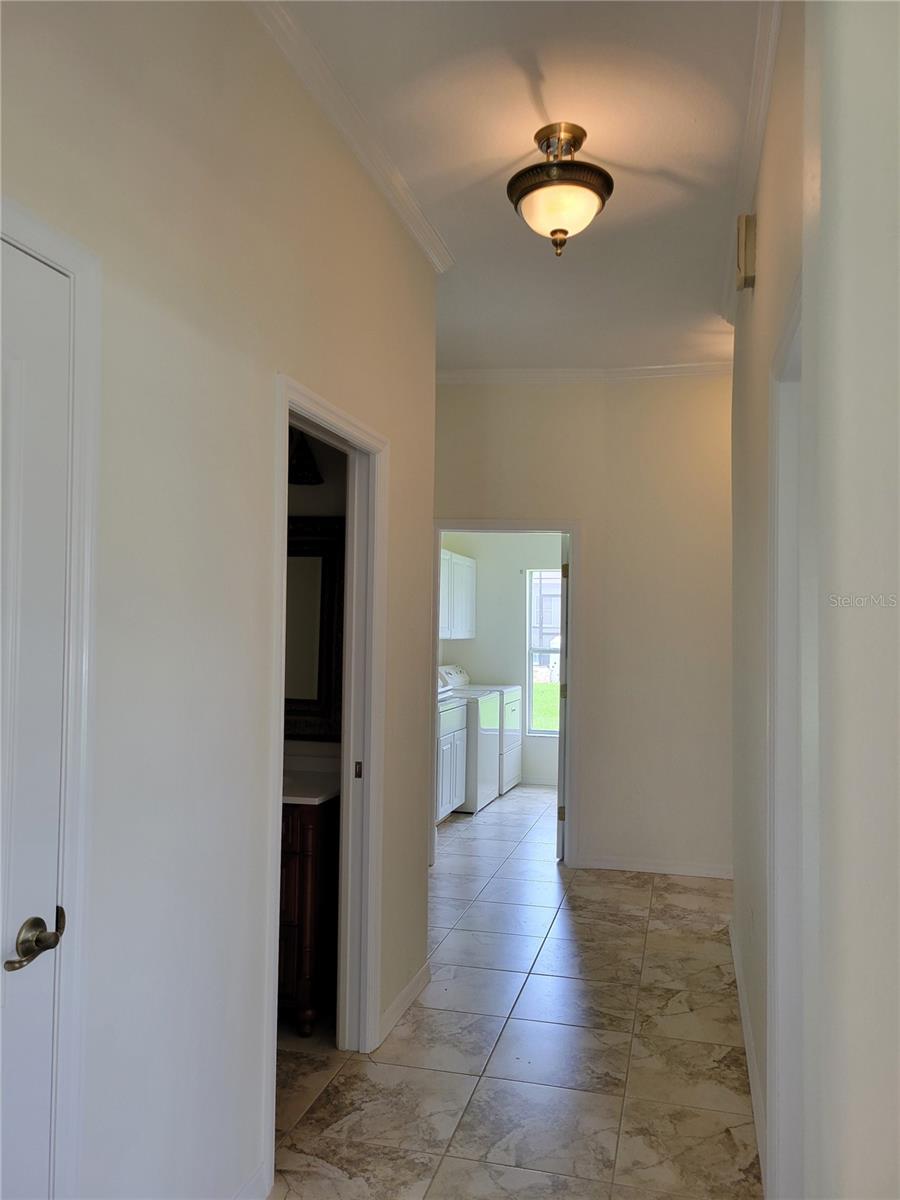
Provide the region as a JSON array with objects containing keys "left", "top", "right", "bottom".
[{"left": 434, "top": 530, "right": 564, "bottom": 832}]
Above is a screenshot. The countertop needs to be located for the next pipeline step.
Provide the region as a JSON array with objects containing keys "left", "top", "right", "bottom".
[{"left": 282, "top": 769, "right": 341, "bottom": 807}]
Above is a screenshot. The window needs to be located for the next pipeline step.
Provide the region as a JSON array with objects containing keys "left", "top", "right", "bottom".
[{"left": 527, "top": 568, "right": 562, "bottom": 734}]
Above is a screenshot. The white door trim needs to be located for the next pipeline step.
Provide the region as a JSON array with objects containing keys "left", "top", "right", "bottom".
[
  {"left": 262, "top": 374, "right": 388, "bottom": 1185},
  {"left": 1, "top": 198, "right": 101, "bottom": 1199},
  {"left": 431, "top": 519, "right": 580, "bottom": 866},
  {"left": 765, "top": 284, "right": 805, "bottom": 1197}
]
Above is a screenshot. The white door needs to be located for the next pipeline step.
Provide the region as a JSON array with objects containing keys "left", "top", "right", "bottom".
[
  {"left": 556, "top": 542, "right": 570, "bottom": 860},
  {"left": 2, "top": 242, "right": 72, "bottom": 1199}
]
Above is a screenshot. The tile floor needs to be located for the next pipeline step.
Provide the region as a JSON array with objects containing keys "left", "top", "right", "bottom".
[{"left": 271, "top": 785, "right": 762, "bottom": 1199}]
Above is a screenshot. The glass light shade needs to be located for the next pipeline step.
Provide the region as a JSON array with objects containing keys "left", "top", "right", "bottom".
[{"left": 518, "top": 183, "right": 602, "bottom": 238}]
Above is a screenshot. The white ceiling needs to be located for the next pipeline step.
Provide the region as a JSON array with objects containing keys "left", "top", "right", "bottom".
[{"left": 285, "top": 2, "right": 763, "bottom": 372}]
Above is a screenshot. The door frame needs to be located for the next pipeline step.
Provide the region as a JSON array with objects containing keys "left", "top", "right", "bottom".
[
  {"left": 766, "top": 286, "right": 809, "bottom": 1197},
  {"left": 430, "top": 519, "right": 580, "bottom": 866},
  {"left": 263, "top": 374, "right": 388, "bottom": 1146},
  {"left": 1, "top": 199, "right": 101, "bottom": 1198}
]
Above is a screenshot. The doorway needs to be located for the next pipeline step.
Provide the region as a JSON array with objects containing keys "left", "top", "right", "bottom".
[
  {"left": 264, "top": 377, "right": 389, "bottom": 1167},
  {"left": 430, "top": 522, "right": 576, "bottom": 873}
]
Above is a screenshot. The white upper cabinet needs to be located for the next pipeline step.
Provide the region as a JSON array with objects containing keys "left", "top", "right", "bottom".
[
  {"left": 439, "top": 548, "right": 452, "bottom": 640},
  {"left": 439, "top": 550, "right": 476, "bottom": 640}
]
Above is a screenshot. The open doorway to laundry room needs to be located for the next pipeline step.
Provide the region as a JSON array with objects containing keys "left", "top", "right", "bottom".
[{"left": 429, "top": 524, "right": 574, "bottom": 961}]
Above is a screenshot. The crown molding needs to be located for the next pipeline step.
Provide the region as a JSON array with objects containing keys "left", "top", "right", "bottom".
[
  {"left": 719, "top": 1, "right": 783, "bottom": 324},
  {"left": 436, "top": 362, "right": 733, "bottom": 387},
  {"left": 254, "top": 1, "right": 454, "bottom": 275}
]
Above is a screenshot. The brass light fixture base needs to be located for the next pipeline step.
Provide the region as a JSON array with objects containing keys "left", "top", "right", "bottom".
[{"left": 534, "top": 122, "right": 587, "bottom": 160}]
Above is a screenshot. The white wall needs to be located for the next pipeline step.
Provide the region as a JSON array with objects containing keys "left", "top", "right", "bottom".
[
  {"left": 1, "top": 5, "right": 435, "bottom": 1198},
  {"left": 732, "top": 4, "right": 900, "bottom": 1193},
  {"left": 730, "top": 0, "right": 805, "bottom": 1135},
  {"left": 801, "top": 4, "right": 899, "bottom": 1193},
  {"left": 440, "top": 531, "right": 561, "bottom": 785},
  {"left": 436, "top": 373, "right": 733, "bottom": 875}
]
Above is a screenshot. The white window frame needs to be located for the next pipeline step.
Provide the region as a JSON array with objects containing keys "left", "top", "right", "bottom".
[{"left": 526, "top": 568, "right": 562, "bottom": 738}]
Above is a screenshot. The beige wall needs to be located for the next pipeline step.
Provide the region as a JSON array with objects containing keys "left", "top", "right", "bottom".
[
  {"left": 730, "top": 0, "right": 805, "bottom": 1130},
  {"left": 436, "top": 374, "right": 733, "bottom": 874},
  {"left": 440, "top": 531, "right": 562, "bottom": 785},
  {"left": 2, "top": 4, "right": 435, "bottom": 1196},
  {"left": 802, "top": 4, "right": 899, "bottom": 1193}
]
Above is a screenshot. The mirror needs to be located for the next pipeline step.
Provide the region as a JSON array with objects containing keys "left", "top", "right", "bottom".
[
  {"left": 285, "top": 557, "right": 322, "bottom": 699},
  {"left": 284, "top": 517, "right": 345, "bottom": 741}
]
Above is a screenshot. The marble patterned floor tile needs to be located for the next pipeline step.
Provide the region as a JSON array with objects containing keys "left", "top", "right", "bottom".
[
  {"left": 428, "top": 874, "right": 489, "bottom": 901},
  {"left": 614, "top": 1098, "right": 762, "bottom": 1197},
  {"left": 549, "top": 907, "right": 648, "bottom": 942},
  {"left": 427, "top": 928, "right": 450, "bottom": 956},
  {"left": 428, "top": 897, "right": 472, "bottom": 927},
  {"left": 647, "top": 904, "right": 731, "bottom": 938},
  {"left": 573, "top": 869, "right": 655, "bottom": 891},
  {"left": 511, "top": 973, "right": 637, "bottom": 1032},
  {"left": 276, "top": 1046, "right": 349, "bottom": 1133},
  {"left": 611, "top": 1186, "right": 695, "bottom": 1199},
  {"left": 430, "top": 929, "right": 543, "bottom": 972},
  {"left": 640, "top": 932, "right": 736, "bottom": 992},
  {"left": 495, "top": 859, "right": 575, "bottom": 883},
  {"left": 652, "top": 875, "right": 733, "bottom": 902},
  {"left": 454, "top": 900, "right": 557, "bottom": 937},
  {"left": 449, "top": 1075, "right": 621, "bottom": 1181},
  {"left": 430, "top": 854, "right": 507, "bottom": 878},
  {"left": 566, "top": 878, "right": 653, "bottom": 909},
  {"left": 371, "top": 1006, "right": 504, "bottom": 1075},
  {"left": 485, "top": 1018, "right": 631, "bottom": 1094},
  {"left": 273, "top": 1132, "right": 439, "bottom": 1198},
  {"left": 636, "top": 988, "right": 743, "bottom": 1046},
  {"left": 415, "top": 964, "right": 527, "bottom": 1017},
  {"left": 427, "top": 1158, "right": 604, "bottom": 1199},
  {"left": 277, "top": 1021, "right": 350, "bottom": 1055},
  {"left": 449, "top": 838, "right": 520, "bottom": 859},
  {"left": 626, "top": 1036, "right": 752, "bottom": 1113},
  {"left": 295, "top": 1058, "right": 477, "bottom": 1154},
  {"left": 561, "top": 892, "right": 650, "bottom": 925},
  {"left": 532, "top": 933, "right": 644, "bottom": 984},
  {"left": 477, "top": 877, "right": 567, "bottom": 907}
]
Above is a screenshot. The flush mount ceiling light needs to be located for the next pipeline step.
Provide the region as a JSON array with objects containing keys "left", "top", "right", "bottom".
[{"left": 507, "top": 122, "right": 614, "bottom": 257}]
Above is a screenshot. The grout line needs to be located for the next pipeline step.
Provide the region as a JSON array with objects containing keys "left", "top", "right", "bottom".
[{"left": 609, "top": 867, "right": 655, "bottom": 1188}]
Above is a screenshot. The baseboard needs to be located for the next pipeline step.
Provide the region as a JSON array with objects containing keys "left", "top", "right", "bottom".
[
  {"left": 730, "top": 920, "right": 767, "bottom": 1180},
  {"left": 233, "top": 1160, "right": 272, "bottom": 1200},
  {"left": 377, "top": 961, "right": 430, "bottom": 1045},
  {"left": 569, "top": 853, "right": 733, "bottom": 879}
]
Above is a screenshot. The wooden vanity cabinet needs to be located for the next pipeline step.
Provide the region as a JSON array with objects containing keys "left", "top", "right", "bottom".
[{"left": 278, "top": 794, "right": 339, "bottom": 1035}]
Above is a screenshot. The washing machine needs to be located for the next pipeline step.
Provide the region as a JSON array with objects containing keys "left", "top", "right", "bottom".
[{"left": 439, "top": 666, "right": 522, "bottom": 801}]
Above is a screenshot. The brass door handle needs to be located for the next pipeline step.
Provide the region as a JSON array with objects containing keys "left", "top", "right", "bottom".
[{"left": 4, "top": 906, "right": 66, "bottom": 972}]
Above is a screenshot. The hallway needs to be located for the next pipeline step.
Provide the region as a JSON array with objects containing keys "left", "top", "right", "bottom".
[{"left": 273, "top": 786, "right": 761, "bottom": 1199}]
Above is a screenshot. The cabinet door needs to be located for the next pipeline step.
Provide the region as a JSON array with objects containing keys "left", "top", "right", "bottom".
[
  {"left": 450, "top": 554, "right": 476, "bottom": 640},
  {"left": 437, "top": 734, "right": 454, "bottom": 821},
  {"left": 439, "top": 549, "right": 452, "bottom": 640},
  {"left": 451, "top": 728, "right": 467, "bottom": 811}
]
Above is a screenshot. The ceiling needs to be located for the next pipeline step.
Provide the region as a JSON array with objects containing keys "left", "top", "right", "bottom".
[{"left": 283, "top": 2, "right": 763, "bottom": 372}]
